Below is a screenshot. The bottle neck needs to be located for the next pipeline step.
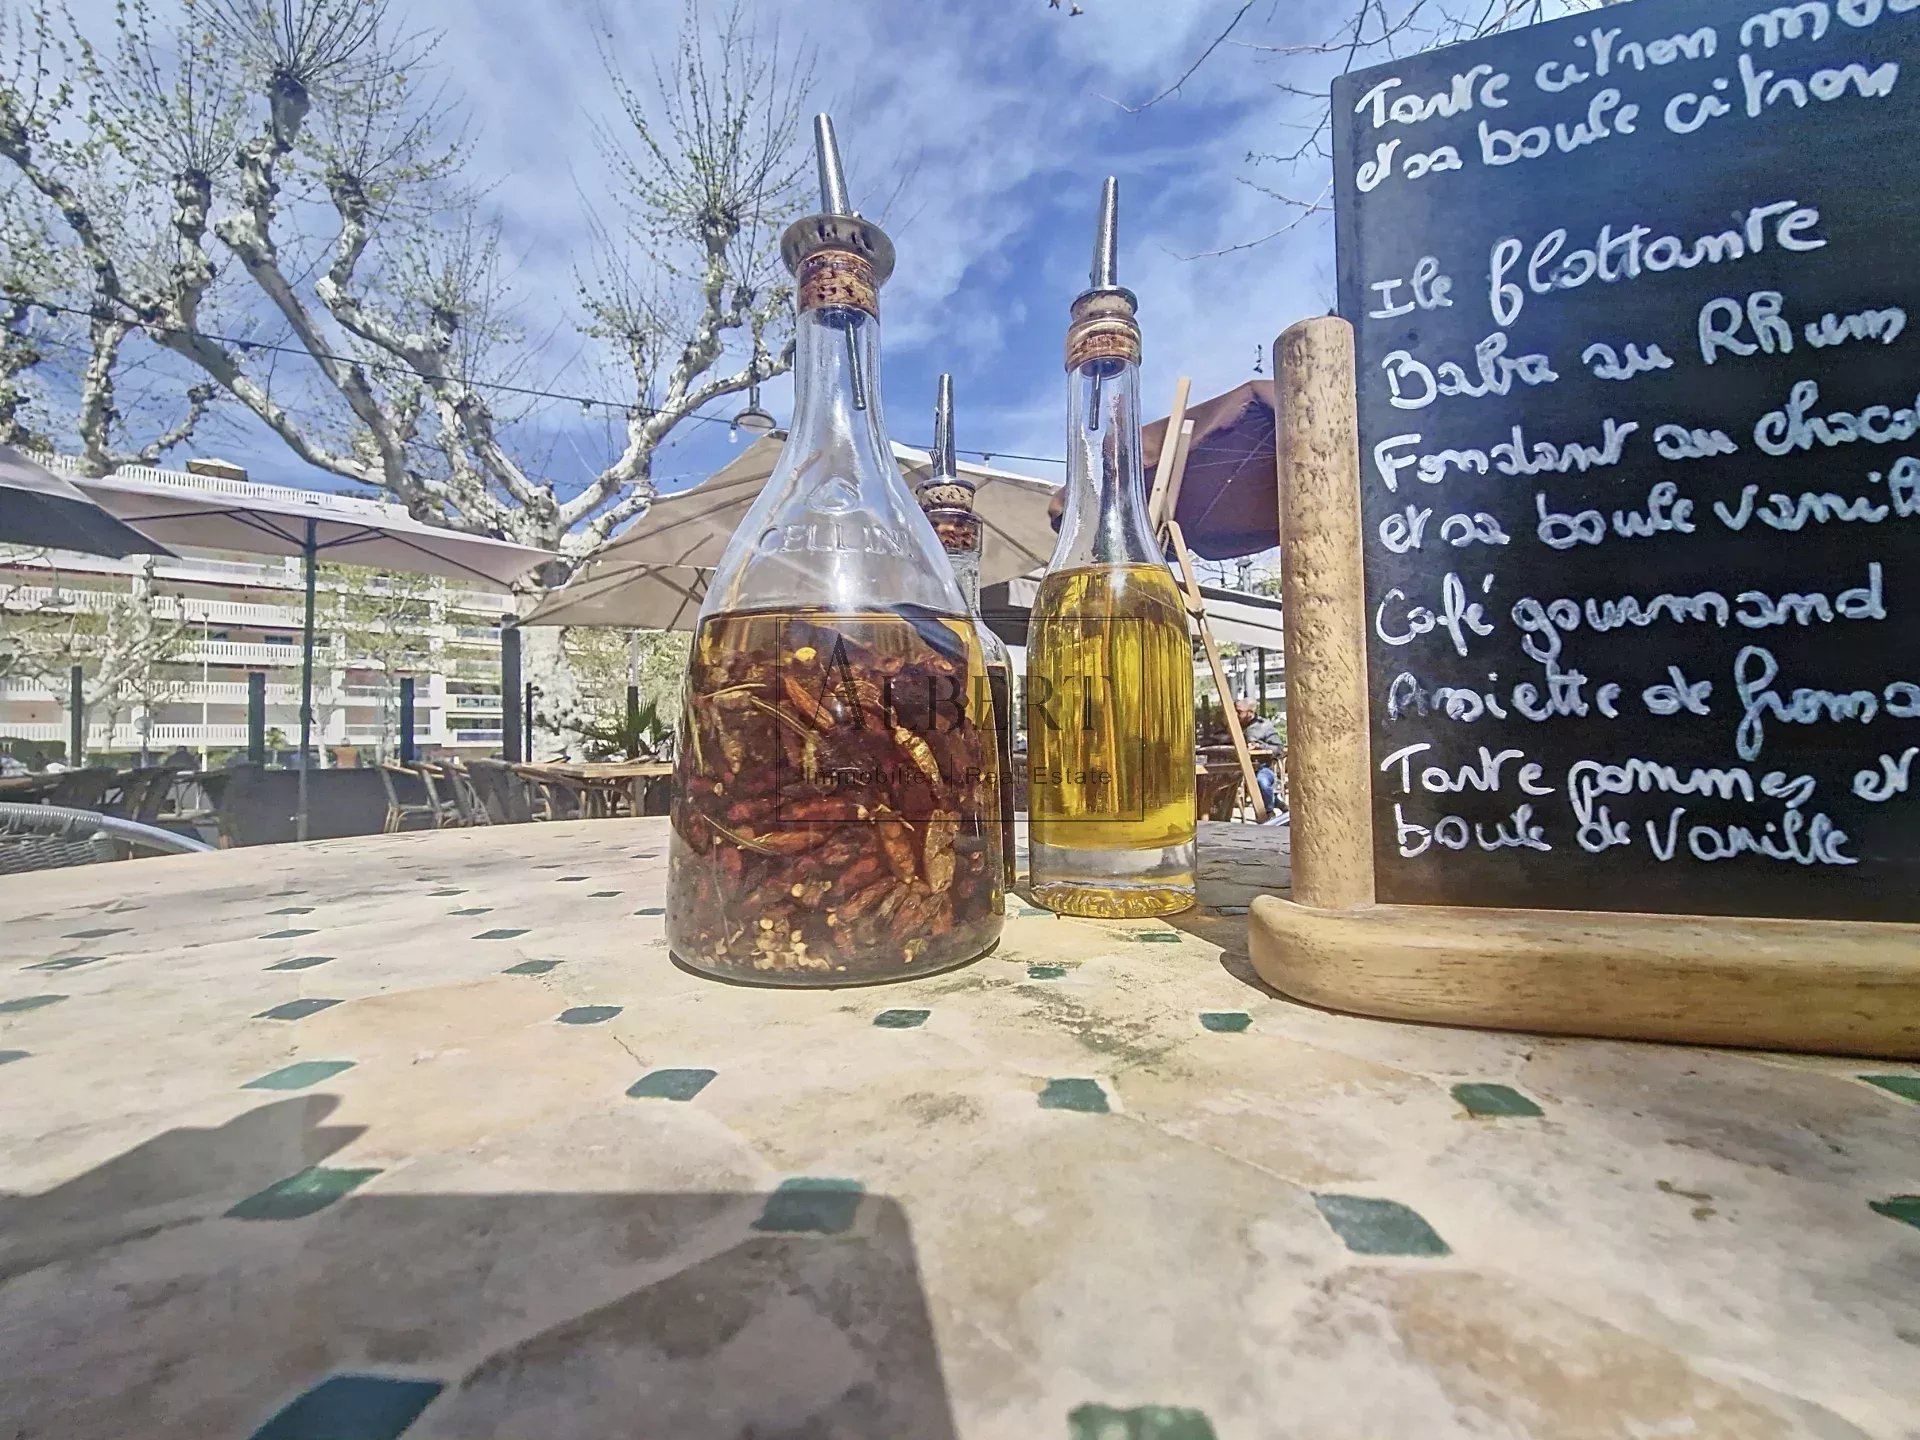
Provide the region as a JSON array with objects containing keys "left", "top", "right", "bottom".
[
  {"left": 949, "top": 545, "right": 983, "bottom": 618},
  {"left": 787, "top": 303, "right": 891, "bottom": 477},
  {"left": 1050, "top": 355, "right": 1159, "bottom": 571}
]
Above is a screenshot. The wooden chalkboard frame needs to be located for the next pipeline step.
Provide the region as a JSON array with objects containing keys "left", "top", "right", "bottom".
[{"left": 1246, "top": 316, "right": 1920, "bottom": 1058}]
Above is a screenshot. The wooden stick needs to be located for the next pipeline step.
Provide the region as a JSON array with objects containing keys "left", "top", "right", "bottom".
[
  {"left": 1168, "top": 519, "right": 1268, "bottom": 824},
  {"left": 1159, "top": 418, "right": 1197, "bottom": 533},
  {"left": 1146, "top": 377, "right": 1192, "bottom": 532}
]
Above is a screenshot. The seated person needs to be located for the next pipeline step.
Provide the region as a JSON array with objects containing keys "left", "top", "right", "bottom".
[{"left": 1204, "top": 700, "right": 1283, "bottom": 817}]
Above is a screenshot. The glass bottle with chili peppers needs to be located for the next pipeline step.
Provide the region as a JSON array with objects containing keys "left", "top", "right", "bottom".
[{"left": 666, "top": 117, "right": 1005, "bottom": 985}]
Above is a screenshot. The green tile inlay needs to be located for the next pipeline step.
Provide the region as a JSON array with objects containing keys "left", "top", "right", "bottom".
[
  {"left": 268, "top": 906, "right": 315, "bottom": 916},
  {"left": 475, "top": 928, "right": 528, "bottom": 940},
  {"left": 873, "top": 1008, "right": 930, "bottom": 1029},
  {"left": 558, "top": 1005, "right": 621, "bottom": 1025},
  {"left": 556, "top": 875, "right": 590, "bottom": 882},
  {"left": 753, "top": 1177, "right": 864, "bottom": 1234},
  {"left": 1313, "top": 1193, "right": 1450, "bottom": 1257},
  {"left": 0, "top": 994, "right": 66, "bottom": 1015},
  {"left": 1028, "top": 964, "right": 1067, "bottom": 980},
  {"left": 626, "top": 1067, "right": 714, "bottom": 1101},
  {"left": 450, "top": 907, "right": 491, "bottom": 917},
  {"left": 1862, "top": 1074, "right": 1920, "bottom": 1103},
  {"left": 1870, "top": 1195, "right": 1920, "bottom": 1230},
  {"left": 1068, "top": 1403, "right": 1218, "bottom": 1440},
  {"left": 261, "top": 928, "right": 318, "bottom": 940},
  {"left": 1199, "top": 1012, "right": 1252, "bottom": 1033},
  {"left": 1040, "top": 1078, "right": 1110, "bottom": 1114},
  {"left": 63, "top": 927, "right": 127, "bottom": 939},
  {"left": 255, "top": 998, "right": 342, "bottom": 1021},
  {"left": 1131, "top": 932, "right": 1180, "bottom": 943},
  {"left": 427, "top": 888, "right": 466, "bottom": 897},
  {"left": 0, "top": 1049, "right": 27, "bottom": 1065},
  {"left": 227, "top": 1165, "right": 381, "bottom": 1220},
  {"left": 24, "top": 955, "right": 102, "bottom": 971},
  {"left": 266, "top": 955, "right": 333, "bottom": 972},
  {"left": 1452, "top": 1082, "right": 1545, "bottom": 1118},
  {"left": 632, "top": 907, "right": 665, "bottom": 917},
  {"left": 1015, "top": 904, "right": 1052, "bottom": 917},
  {"left": 244, "top": 1060, "right": 357, "bottom": 1091},
  {"left": 249, "top": 1373, "right": 444, "bottom": 1440},
  {"left": 503, "top": 959, "right": 560, "bottom": 975},
  {"left": 589, "top": 890, "right": 622, "bottom": 898}
]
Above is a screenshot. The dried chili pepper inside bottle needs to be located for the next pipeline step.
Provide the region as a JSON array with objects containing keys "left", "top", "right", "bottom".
[
  {"left": 666, "top": 117, "right": 1005, "bottom": 986},
  {"left": 1026, "top": 178, "right": 1197, "bottom": 917},
  {"left": 918, "top": 373, "right": 1018, "bottom": 887}
]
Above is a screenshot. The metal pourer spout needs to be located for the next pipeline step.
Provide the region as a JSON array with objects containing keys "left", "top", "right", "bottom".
[
  {"left": 932, "top": 374, "right": 957, "bottom": 479},
  {"left": 1078, "top": 176, "right": 1137, "bottom": 311},
  {"left": 919, "top": 373, "right": 975, "bottom": 509},
  {"left": 815, "top": 114, "right": 851, "bottom": 216}
]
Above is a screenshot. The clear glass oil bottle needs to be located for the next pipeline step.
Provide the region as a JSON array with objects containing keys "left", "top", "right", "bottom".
[
  {"left": 919, "top": 373, "right": 1018, "bottom": 887},
  {"left": 666, "top": 118, "right": 1005, "bottom": 985},
  {"left": 1026, "top": 178, "right": 1196, "bottom": 917}
]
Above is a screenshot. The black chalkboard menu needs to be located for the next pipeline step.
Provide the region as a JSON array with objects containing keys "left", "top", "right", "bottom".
[{"left": 1333, "top": 0, "right": 1920, "bottom": 921}]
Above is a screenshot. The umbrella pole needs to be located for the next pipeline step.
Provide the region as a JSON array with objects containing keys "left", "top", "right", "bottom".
[{"left": 297, "top": 520, "right": 317, "bottom": 842}]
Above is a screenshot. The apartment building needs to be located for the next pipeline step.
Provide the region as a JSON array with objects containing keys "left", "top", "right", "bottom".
[{"left": 0, "top": 459, "right": 514, "bottom": 763}]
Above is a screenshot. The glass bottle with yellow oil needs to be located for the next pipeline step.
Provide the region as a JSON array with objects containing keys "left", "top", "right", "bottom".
[{"left": 1026, "top": 177, "right": 1196, "bottom": 918}]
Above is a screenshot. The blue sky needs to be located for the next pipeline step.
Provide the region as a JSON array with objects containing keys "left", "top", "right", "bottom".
[{"left": 72, "top": 0, "right": 1344, "bottom": 530}]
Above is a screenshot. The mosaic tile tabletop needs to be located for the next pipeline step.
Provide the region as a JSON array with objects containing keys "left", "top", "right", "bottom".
[{"left": 1, "top": 819, "right": 1915, "bottom": 1439}]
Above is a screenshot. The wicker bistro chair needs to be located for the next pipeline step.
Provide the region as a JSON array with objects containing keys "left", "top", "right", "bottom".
[
  {"left": 430, "top": 760, "right": 492, "bottom": 827},
  {"left": 465, "top": 758, "right": 536, "bottom": 824},
  {"left": 103, "top": 766, "right": 181, "bottom": 824},
  {"left": 45, "top": 767, "right": 116, "bottom": 811},
  {"left": 378, "top": 762, "right": 442, "bottom": 833},
  {"left": 511, "top": 764, "right": 587, "bottom": 821},
  {"left": 0, "top": 801, "right": 214, "bottom": 873}
]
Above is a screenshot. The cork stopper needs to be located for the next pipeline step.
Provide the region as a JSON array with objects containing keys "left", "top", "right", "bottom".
[
  {"left": 1066, "top": 177, "right": 1140, "bottom": 370},
  {"left": 781, "top": 114, "right": 895, "bottom": 314}
]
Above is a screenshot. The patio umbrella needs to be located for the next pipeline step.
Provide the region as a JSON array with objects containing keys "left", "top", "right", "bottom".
[
  {"left": 73, "top": 469, "right": 553, "bottom": 840},
  {"left": 0, "top": 445, "right": 173, "bottom": 558},
  {"left": 1144, "top": 380, "right": 1277, "bottom": 561},
  {"left": 523, "top": 435, "right": 1061, "bottom": 629}
]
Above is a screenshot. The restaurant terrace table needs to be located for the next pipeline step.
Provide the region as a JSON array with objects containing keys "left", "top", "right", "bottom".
[
  {"left": 516, "top": 760, "right": 673, "bottom": 817},
  {"left": 1, "top": 819, "right": 1914, "bottom": 1439}
]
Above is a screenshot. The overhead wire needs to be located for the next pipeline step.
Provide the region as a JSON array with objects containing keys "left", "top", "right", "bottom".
[{"left": 17, "top": 297, "right": 1069, "bottom": 467}]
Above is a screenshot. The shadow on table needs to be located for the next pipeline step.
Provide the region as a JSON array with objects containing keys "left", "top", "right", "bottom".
[{"left": 0, "top": 1096, "right": 960, "bottom": 1440}]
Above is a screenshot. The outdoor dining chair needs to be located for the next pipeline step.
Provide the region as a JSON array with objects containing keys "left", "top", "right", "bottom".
[
  {"left": 0, "top": 801, "right": 213, "bottom": 872},
  {"left": 45, "top": 767, "right": 116, "bottom": 811},
  {"left": 465, "top": 758, "right": 536, "bottom": 823},
  {"left": 378, "top": 762, "right": 443, "bottom": 833},
  {"left": 428, "top": 760, "right": 492, "bottom": 827}
]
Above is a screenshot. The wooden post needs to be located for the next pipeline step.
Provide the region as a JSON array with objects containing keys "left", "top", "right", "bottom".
[{"left": 1273, "top": 317, "right": 1371, "bottom": 908}]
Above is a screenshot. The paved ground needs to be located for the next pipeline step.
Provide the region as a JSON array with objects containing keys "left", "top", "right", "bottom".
[{"left": 1, "top": 818, "right": 1915, "bottom": 1439}]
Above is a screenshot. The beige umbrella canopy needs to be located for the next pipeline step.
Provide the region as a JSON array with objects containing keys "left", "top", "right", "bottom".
[
  {"left": 0, "top": 445, "right": 172, "bottom": 558},
  {"left": 72, "top": 466, "right": 554, "bottom": 839},
  {"left": 524, "top": 435, "right": 1061, "bottom": 629}
]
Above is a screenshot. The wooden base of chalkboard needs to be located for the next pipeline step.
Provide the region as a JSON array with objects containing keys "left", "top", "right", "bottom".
[{"left": 1247, "top": 895, "right": 1920, "bottom": 1059}]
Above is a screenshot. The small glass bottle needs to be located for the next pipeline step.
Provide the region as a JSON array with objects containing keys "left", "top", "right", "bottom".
[
  {"left": 1026, "top": 178, "right": 1196, "bottom": 917},
  {"left": 666, "top": 117, "right": 1005, "bottom": 985},
  {"left": 918, "top": 373, "right": 1018, "bottom": 887}
]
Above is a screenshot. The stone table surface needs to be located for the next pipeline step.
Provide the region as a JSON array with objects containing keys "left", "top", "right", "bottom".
[{"left": 1, "top": 818, "right": 1916, "bottom": 1440}]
